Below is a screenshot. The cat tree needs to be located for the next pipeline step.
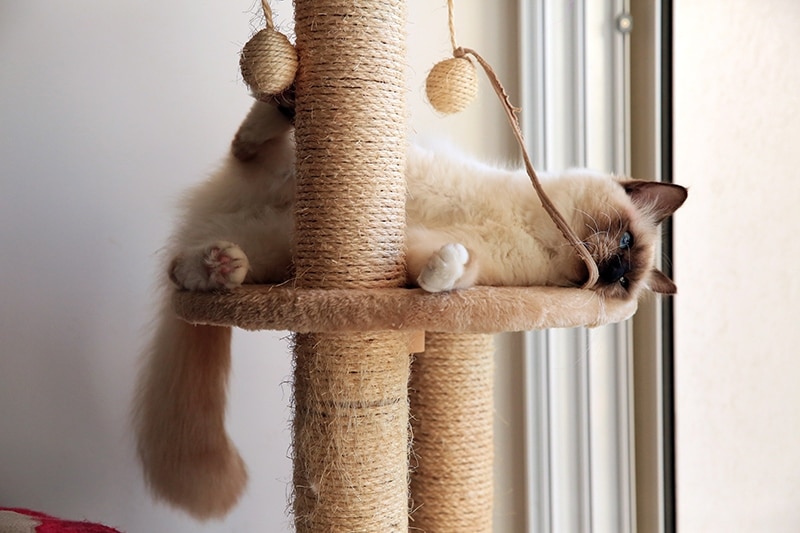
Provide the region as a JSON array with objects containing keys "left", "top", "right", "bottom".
[{"left": 173, "top": 0, "right": 636, "bottom": 530}]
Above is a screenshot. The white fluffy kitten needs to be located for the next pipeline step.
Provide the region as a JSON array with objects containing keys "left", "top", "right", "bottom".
[{"left": 134, "top": 100, "right": 686, "bottom": 520}]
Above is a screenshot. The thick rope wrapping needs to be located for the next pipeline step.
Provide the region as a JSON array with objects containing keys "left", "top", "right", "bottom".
[
  {"left": 293, "top": 332, "right": 410, "bottom": 532},
  {"left": 291, "top": 1, "right": 409, "bottom": 531},
  {"left": 293, "top": 0, "right": 407, "bottom": 289},
  {"left": 410, "top": 333, "right": 495, "bottom": 532}
]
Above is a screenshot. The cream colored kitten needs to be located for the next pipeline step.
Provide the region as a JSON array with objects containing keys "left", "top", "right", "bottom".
[
  {"left": 165, "top": 101, "right": 686, "bottom": 299},
  {"left": 133, "top": 101, "right": 687, "bottom": 519}
]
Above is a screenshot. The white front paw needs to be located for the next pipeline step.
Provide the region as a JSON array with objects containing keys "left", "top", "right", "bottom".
[{"left": 417, "top": 243, "right": 469, "bottom": 293}]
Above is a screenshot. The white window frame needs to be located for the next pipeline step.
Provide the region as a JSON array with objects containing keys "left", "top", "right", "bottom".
[{"left": 519, "top": 1, "right": 646, "bottom": 532}]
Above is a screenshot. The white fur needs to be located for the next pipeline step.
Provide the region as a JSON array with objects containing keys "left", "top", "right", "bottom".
[
  {"left": 416, "top": 242, "right": 471, "bottom": 292},
  {"left": 404, "top": 144, "right": 630, "bottom": 290}
]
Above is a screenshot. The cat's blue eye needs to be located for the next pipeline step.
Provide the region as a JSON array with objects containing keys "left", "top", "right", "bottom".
[
  {"left": 619, "top": 276, "right": 630, "bottom": 289},
  {"left": 619, "top": 231, "right": 633, "bottom": 250}
]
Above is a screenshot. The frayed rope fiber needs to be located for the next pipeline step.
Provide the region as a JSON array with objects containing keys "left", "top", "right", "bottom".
[
  {"left": 292, "top": 332, "right": 410, "bottom": 532},
  {"left": 290, "top": 1, "right": 409, "bottom": 532}
]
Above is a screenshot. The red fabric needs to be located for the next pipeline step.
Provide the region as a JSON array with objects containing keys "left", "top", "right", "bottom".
[{"left": 1, "top": 508, "right": 122, "bottom": 532}]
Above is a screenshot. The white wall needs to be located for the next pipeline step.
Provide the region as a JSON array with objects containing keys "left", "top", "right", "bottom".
[
  {"left": 674, "top": 1, "right": 800, "bottom": 531},
  {"left": 0, "top": 1, "right": 521, "bottom": 531},
  {"left": 0, "top": 2, "right": 297, "bottom": 531}
]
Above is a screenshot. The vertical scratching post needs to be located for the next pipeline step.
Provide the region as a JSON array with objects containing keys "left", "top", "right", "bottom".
[
  {"left": 410, "top": 333, "right": 495, "bottom": 531},
  {"left": 291, "top": 1, "right": 409, "bottom": 531},
  {"left": 293, "top": 332, "right": 410, "bottom": 531}
]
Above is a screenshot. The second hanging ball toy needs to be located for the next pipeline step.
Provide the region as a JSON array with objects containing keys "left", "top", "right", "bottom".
[
  {"left": 424, "top": 1, "right": 479, "bottom": 114},
  {"left": 425, "top": 52, "right": 478, "bottom": 114}
]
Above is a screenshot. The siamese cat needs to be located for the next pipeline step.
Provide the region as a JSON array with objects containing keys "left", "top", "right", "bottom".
[{"left": 133, "top": 101, "right": 687, "bottom": 519}]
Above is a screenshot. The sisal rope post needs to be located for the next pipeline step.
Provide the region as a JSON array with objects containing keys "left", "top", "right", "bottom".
[
  {"left": 290, "top": 1, "right": 409, "bottom": 531},
  {"left": 410, "top": 332, "right": 495, "bottom": 532},
  {"left": 293, "top": 332, "right": 410, "bottom": 531}
]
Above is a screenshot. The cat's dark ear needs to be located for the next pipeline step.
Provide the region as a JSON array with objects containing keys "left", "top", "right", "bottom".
[
  {"left": 621, "top": 180, "right": 688, "bottom": 223},
  {"left": 648, "top": 268, "right": 677, "bottom": 294}
]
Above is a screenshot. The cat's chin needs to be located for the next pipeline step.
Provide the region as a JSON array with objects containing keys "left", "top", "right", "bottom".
[
  {"left": 572, "top": 263, "right": 642, "bottom": 300},
  {"left": 594, "top": 283, "right": 640, "bottom": 301}
]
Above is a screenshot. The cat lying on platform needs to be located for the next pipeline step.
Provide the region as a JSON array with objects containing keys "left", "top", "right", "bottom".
[
  {"left": 170, "top": 101, "right": 686, "bottom": 297},
  {"left": 134, "top": 100, "right": 687, "bottom": 519}
]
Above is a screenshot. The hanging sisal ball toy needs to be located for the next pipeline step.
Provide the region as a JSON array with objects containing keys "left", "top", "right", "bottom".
[
  {"left": 239, "top": 0, "right": 297, "bottom": 100},
  {"left": 424, "top": 1, "right": 478, "bottom": 114},
  {"left": 426, "top": 54, "right": 478, "bottom": 114}
]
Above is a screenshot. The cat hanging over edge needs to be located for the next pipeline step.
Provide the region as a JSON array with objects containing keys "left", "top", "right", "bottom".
[{"left": 133, "top": 100, "right": 687, "bottom": 519}]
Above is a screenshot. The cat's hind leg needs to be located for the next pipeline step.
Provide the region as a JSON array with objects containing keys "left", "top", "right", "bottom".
[{"left": 170, "top": 241, "right": 250, "bottom": 290}]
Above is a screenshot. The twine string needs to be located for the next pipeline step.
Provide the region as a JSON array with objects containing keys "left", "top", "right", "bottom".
[
  {"left": 454, "top": 47, "right": 599, "bottom": 289},
  {"left": 447, "top": 0, "right": 458, "bottom": 52},
  {"left": 261, "top": 0, "right": 275, "bottom": 30},
  {"left": 446, "top": 1, "right": 599, "bottom": 289}
]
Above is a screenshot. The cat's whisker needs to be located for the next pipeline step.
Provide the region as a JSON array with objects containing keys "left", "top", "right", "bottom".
[
  {"left": 576, "top": 208, "right": 602, "bottom": 236},
  {"left": 558, "top": 239, "right": 586, "bottom": 250},
  {"left": 607, "top": 225, "right": 622, "bottom": 243},
  {"left": 659, "top": 251, "right": 675, "bottom": 271}
]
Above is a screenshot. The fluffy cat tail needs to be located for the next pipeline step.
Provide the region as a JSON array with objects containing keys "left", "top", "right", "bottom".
[{"left": 133, "top": 302, "right": 246, "bottom": 520}]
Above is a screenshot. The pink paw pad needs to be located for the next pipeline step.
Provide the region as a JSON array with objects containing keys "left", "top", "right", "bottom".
[{"left": 204, "top": 244, "right": 248, "bottom": 288}]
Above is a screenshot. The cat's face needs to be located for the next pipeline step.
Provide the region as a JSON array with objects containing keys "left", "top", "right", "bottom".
[{"left": 574, "top": 179, "right": 687, "bottom": 299}]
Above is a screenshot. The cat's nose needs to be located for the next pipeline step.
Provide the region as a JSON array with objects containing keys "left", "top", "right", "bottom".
[{"left": 599, "top": 257, "right": 628, "bottom": 284}]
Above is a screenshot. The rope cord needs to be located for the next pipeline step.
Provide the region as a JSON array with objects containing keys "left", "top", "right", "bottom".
[
  {"left": 260, "top": 0, "right": 275, "bottom": 30},
  {"left": 445, "top": 0, "right": 600, "bottom": 288},
  {"left": 447, "top": 0, "right": 458, "bottom": 51}
]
